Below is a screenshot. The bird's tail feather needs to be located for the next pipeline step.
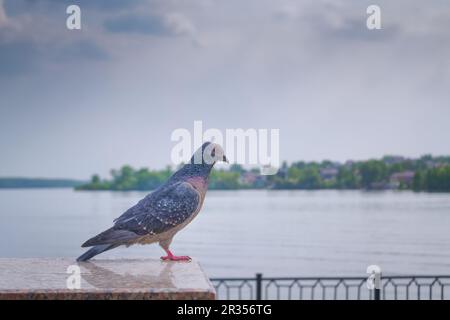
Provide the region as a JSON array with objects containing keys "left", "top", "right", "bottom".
[{"left": 76, "top": 244, "right": 119, "bottom": 262}]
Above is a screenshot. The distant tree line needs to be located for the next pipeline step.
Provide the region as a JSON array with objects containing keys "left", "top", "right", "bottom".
[
  {"left": 78, "top": 166, "right": 173, "bottom": 191},
  {"left": 76, "top": 155, "right": 450, "bottom": 192},
  {"left": 0, "top": 178, "right": 84, "bottom": 189}
]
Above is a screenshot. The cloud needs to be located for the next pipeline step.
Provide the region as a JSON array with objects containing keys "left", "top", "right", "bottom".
[
  {"left": 4, "top": 0, "right": 144, "bottom": 15},
  {"left": 54, "top": 40, "right": 109, "bottom": 62},
  {"left": 319, "top": 17, "right": 399, "bottom": 42},
  {"left": 0, "top": 0, "right": 111, "bottom": 76},
  {"left": 165, "top": 12, "right": 196, "bottom": 36},
  {"left": 273, "top": 1, "right": 398, "bottom": 42},
  {"left": 0, "top": 39, "right": 108, "bottom": 76},
  {"left": 1, "top": 0, "right": 450, "bottom": 177},
  {"left": 104, "top": 12, "right": 200, "bottom": 44},
  {"left": 0, "top": 41, "right": 38, "bottom": 75},
  {"left": 165, "top": 12, "right": 201, "bottom": 45},
  {"left": 273, "top": 3, "right": 299, "bottom": 20},
  {"left": 0, "top": 0, "right": 10, "bottom": 27},
  {"left": 76, "top": 0, "right": 146, "bottom": 11},
  {"left": 104, "top": 14, "right": 169, "bottom": 35}
]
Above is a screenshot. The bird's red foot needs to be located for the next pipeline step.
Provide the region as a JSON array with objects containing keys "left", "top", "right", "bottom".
[
  {"left": 160, "top": 255, "right": 191, "bottom": 261},
  {"left": 160, "top": 249, "right": 191, "bottom": 261}
]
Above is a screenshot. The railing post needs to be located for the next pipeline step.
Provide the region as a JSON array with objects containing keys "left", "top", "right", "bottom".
[
  {"left": 374, "top": 270, "right": 382, "bottom": 300},
  {"left": 256, "top": 273, "right": 262, "bottom": 300},
  {"left": 367, "top": 265, "right": 381, "bottom": 300},
  {"left": 374, "top": 288, "right": 380, "bottom": 300}
]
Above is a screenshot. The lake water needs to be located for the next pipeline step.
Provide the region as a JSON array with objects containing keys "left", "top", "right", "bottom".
[{"left": 1, "top": 189, "right": 450, "bottom": 278}]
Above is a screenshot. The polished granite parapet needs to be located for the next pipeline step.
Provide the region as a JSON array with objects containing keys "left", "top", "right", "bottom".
[{"left": 0, "top": 258, "right": 216, "bottom": 300}]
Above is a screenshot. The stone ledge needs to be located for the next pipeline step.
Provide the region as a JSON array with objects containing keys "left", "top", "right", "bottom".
[{"left": 0, "top": 258, "right": 216, "bottom": 300}]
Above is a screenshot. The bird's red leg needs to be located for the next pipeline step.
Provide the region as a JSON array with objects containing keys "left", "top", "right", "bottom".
[{"left": 160, "top": 249, "right": 191, "bottom": 261}]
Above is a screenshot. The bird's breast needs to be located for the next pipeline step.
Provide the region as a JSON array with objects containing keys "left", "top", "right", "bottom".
[
  {"left": 186, "top": 176, "right": 209, "bottom": 195},
  {"left": 185, "top": 176, "right": 209, "bottom": 213}
]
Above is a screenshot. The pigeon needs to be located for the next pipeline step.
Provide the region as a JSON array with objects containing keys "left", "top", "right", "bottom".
[{"left": 77, "top": 142, "right": 228, "bottom": 262}]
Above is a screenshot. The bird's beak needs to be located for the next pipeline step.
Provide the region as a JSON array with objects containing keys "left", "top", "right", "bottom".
[{"left": 222, "top": 155, "right": 229, "bottom": 163}]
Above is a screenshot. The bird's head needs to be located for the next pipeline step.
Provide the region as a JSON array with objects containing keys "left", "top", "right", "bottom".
[
  {"left": 190, "top": 142, "right": 228, "bottom": 166},
  {"left": 170, "top": 142, "right": 228, "bottom": 181}
]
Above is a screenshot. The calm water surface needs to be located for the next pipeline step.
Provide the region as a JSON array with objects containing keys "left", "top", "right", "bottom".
[{"left": 1, "top": 189, "right": 450, "bottom": 277}]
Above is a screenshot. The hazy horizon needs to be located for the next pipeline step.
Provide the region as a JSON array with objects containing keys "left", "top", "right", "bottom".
[{"left": 1, "top": 0, "right": 449, "bottom": 179}]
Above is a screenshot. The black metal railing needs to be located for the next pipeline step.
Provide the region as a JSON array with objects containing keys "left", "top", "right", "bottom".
[{"left": 210, "top": 274, "right": 450, "bottom": 300}]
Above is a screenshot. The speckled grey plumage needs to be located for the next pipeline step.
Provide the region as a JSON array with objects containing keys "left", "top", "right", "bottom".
[{"left": 77, "top": 142, "right": 223, "bottom": 262}]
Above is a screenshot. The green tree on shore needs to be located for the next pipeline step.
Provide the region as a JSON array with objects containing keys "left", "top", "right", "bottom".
[
  {"left": 358, "top": 160, "right": 387, "bottom": 189},
  {"left": 76, "top": 156, "right": 450, "bottom": 192},
  {"left": 413, "top": 166, "right": 450, "bottom": 192}
]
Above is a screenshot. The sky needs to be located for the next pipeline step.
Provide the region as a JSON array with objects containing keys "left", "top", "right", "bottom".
[{"left": 0, "top": 0, "right": 449, "bottom": 179}]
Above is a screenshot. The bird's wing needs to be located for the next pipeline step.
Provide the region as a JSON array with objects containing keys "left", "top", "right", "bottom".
[
  {"left": 114, "top": 181, "right": 200, "bottom": 236},
  {"left": 82, "top": 182, "right": 200, "bottom": 247}
]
